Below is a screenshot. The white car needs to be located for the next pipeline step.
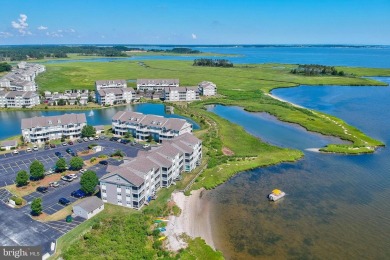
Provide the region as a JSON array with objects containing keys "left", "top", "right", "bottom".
[
  {"left": 94, "top": 136, "right": 99, "bottom": 140},
  {"left": 68, "top": 174, "right": 78, "bottom": 180},
  {"left": 33, "top": 146, "right": 39, "bottom": 151},
  {"left": 143, "top": 144, "right": 150, "bottom": 149},
  {"left": 62, "top": 142, "right": 67, "bottom": 146},
  {"left": 89, "top": 137, "right": 94, "bottom": 141},
  {"left": 13, "top": 150, "right": 19, "bottom": 154},
  {"left": 26, "top": 147, "right": 32, "bottom": 152},
  {"left": 79, "top": 169, "right": 87, "bottom": 173}
]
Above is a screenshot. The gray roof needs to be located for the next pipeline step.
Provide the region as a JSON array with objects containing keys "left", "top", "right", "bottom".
[
  {"left": 73, "top": 196, "right": 104, "bottom": 212},
  {"left": 0, "top": 140, "right": 17, "bottom": 147},
  {"left": 21, "top": 113, "right": 86, "bottom": 129},
  {"left": 164, "top": 86, "right": 199, "bottom": 93},
  {"left": 137, "top": 79, "right": 179, "bottom": 85},
  {"left": 0, "top": 91, "right": 38, "bottom": 98},
  {"left": 102, "top": 169, "right": 145, "bottom": 187},
  {"left": 97, "top": 87, "right": 134, "bottom": 96},
  {"left": 95, "top": 79, "right": 127, "bottom": 85},
  {"left": 94, "top": 125, "right": 105, "bottom": 131}
]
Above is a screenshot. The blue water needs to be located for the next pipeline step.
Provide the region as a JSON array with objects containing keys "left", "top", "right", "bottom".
[
  {"left": 206, "top": 78, "right": 390, "bottom": 259},
  {"left": 0, "top": 103, "right": 199, "bottom": 140},
  {"left": 42, "top": 45, "right": 390, "bottom": 68}
]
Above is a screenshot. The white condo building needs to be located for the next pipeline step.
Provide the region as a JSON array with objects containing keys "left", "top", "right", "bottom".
[
  {"left": 162, "top": 86, "right": 200, "bottom": 101},
  {"left": 96, "top": 88, "right": 135, "bottom": 106},
  {"left": 0, "top": 91, "right": 40, "bottom": 108},
  {"left": 112, "top": 111, "right": 192, "bottom": 141},
  {"left": 137, "top": 79, "right": 179, "bottom": 91},
  {"left": 198, "top": 81, "right": 217, "bottom": 96},
  {"left": 21, "top": 113, "right": 87, "bottom": 143},
  {"left": 100, "top": 133, "right": 202, "bottom": 209},
  {"left": 95, "top": 80, "right": 127, "bottom": 91}
]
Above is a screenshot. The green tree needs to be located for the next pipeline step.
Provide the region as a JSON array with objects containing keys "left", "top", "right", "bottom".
[
  {"left": 29, "top": 160, "right": 45, "bottom": 181},
  {"left": 15, "top": 170, "right": 29, "bottom": 187},
  {"left": 69, "top": 156, "right": 84, "bottom": 170},
  {"left": 80, "top": 170, "right": 99, "bottom": 194},
  {"left": 55, "top": 158, "right": 67, "bottom": 172},
  {"left": 57, "top": 99, "right": 66, "bottom": 106},
  {"left": 31, "top": 198, "right": 42, "bottom": 216},
  {"left": 81, "top": 125, "right": 96, "bottom": 138}
]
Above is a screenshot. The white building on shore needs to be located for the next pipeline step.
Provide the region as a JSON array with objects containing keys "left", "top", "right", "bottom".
[
  {"left": 95, "top": 79, "right": 127, "bottom": 91},
  {"left": 0, "top": 91, "right": 40, "bottom": 108},
  {"left": 162, "top": 86, "right": 200, "bottom": 102},
  {"left": 112, "top": 111, "right": 192, "bottom": 141},
  {"left": 21, "top": 113, "right": 87, "bottom": 143},
  {"left": 100, "top": 133, "right": 202, "bottom": 209},
  {"left": 198, "top": 81, "right": 217, "bottom": 96},
  {"left": 137, "top": 79, "right": 179, "bottom": 91},
  {"left": 96, "top": 88, "right": 135, "bottom": 106}
]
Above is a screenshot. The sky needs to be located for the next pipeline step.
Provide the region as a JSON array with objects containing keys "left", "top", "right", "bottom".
[{"left": 0, "top": 0, "right": 389, "bottom": 45}]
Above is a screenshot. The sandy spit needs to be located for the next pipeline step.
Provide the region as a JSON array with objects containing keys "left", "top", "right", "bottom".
[{"left": 165, "top": 189, "right": 215, "bottom": 251}]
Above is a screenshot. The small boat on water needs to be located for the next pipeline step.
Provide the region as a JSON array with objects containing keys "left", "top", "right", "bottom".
[{"left": 268, "top": 189, "right": 286, "bottom": 201}]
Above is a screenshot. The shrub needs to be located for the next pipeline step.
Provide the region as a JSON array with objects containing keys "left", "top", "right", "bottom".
[
  {"left": 90, "top": 157, "right": 96, "bottom": 163},
  {"left": 10, "top": 196, "right": 23, "bottom": 206}
]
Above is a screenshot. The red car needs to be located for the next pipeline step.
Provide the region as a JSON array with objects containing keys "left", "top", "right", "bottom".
[{"left": 68, "top": 141, "right": 73, "bottom": 145}]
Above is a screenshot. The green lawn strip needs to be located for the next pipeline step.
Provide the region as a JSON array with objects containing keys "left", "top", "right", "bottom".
[{"left": 178, "top": 236, "right": 224, "bottom": 260}]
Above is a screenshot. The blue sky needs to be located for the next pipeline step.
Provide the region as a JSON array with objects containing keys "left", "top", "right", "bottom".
[{"left": 0, "top": 0, "right": 389, "bottom": 45}]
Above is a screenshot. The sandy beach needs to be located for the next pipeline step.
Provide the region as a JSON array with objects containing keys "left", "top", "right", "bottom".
[{"left": 165, "top": 189, "right": 215, "bottom": 251}]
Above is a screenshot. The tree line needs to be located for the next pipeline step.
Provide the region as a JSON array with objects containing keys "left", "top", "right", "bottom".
[
  {"left": 0, "top": 45, "right": 129, "bottom": 61},
  {"left": 148, "top": 47, "right": 201, "bottom": 54},
  {"left": 193, "top": 58, "right": 233, "bottom": 67},
  {"left": 291, "top": 64, "right": 345, "bottom": 76},
  {"left": 0, "top": 62, "right": 12, "bottom": 72}
]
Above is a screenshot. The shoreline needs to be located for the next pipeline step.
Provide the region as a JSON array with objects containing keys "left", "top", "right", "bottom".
[{"left": 165, "top": 189, "right": 215, "bottom": 251}]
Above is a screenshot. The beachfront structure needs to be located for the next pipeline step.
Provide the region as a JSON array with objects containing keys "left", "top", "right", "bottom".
[
  {"left": 162, "top": 86, "right": 200, "bottom": 102},
  {"left": 112, "top": 111, "right": 192, "bottom": 141},
  {"left": 100, "top": 133, "right": 202, "bottom": 209},
  {"left": 21, "top": 113, "right": 87, "bottom": 143},
  {"left": 198, "top": 81, "right": 217, "bottom": 96},
  {"left": 95, "top": 80, "right": 127, "bottom": 91},
  {"left": 73, "top": 196, "right": 104, "bottom": 219},
  {"left": 95, "top": 88, "right": 135, "bottom": 106},
  {"left": 137, "top": 79, "right": 179, "bottom": 91},
  {"left": 0, "top": 140, "right": 17, "bottom": 151},
  {"left": 0, "top": 91, "right": 40, "bottom": 108}
]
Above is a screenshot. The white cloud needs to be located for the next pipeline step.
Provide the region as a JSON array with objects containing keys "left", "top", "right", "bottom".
[
  {"left": 191, "top": 33, "right": 197, "bottom": 39},
  {"left": 0, "top": 32, "right": 13, "bottom": 38},
  {"left": 11, "top": 14, "right": 30, "bottom": 35},
  {"left": 37, "top": 25, "right": 48, "bottom": 30},
  {"left": 46, "top": 31, "right": 63, "bottom": 38}
]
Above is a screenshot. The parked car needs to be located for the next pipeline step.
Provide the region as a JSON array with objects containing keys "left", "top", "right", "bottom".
[
  {"left": 110, "top": 137, "right": 119, "bottom": 142},
  {"left": 33, "top": 146, "right": 39, "bottom": 151},
  {"left": 120, "top": 139, "right": 130, "bottom": 144},
  {"left": 45, "top": 168, "right": 54, "bottom": 175},
  {"left": 13, "top": 150, "right": 19, "bottom": 154},
  {"left": 55, "top": 151, "right": 63, "bottom": 157},
  {"left": 44, "top": 145, "right": 50, "bottom": 150},
  {"left": 68, "top": 141, "right": 73, "bottom": 145},
  {"left": 58, "top": 197, "right": 71, "bottom": 206},
  {"left": 143, "top": 144, "right": 150, "bottom": 149},
  {"left": 66, "top": 148, "right": 73, "bottom": 154},
  {"left": 36, "top": 186, "right": 48, "bottom": 193},
  {"left": 61, "top": 175, "right": 73, "bottom": 182},
  {"left": 62, "top": 142, "right": 67, "bottom": 146},
  {"left": 26, "top": 147, "right": 32, "bottom": 152},
  {"left": 49, "top": 181, "right": 59, "bottom": 188},
  {"left": 79, "top": 169, "right": 87, "bottom": 174},
  {"left": 89, "top": 137, "right": 94, "bottom": 141},
  {"left": 71, "top": 189, "right": 87, "bottom": 198},
  {"left": 131, "top": 141, "right": 137, "bottom": 146},
  {"left": 117, "top": 139, "right": 122, "bottom": 143},
  {"left": 67, "top": 174, "right": 77, "bottom": 180},
  {"left": 94, "top": 136, "right": 99, "bottom": 140},
  {"left": 77, "top": 139, "right": 83, "bottom": 143},
  {"left": 83, "top": 137, "right": 88, "bottom": 142},
  {"left": 99, "top": 160, "right": 108, "bottom": 165},
  {"left": 100, "top": 136, "right": 106, "bottom": 140},
  {"left": 50, "top": 144, "right": 56, "bottom": 148}
]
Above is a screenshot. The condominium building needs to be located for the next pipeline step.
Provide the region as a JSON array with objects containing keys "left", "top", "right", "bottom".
[
  {"left": 0, "top": 91, "right": 40, "bottom": 108},
  {"left": 21, "top": 113, "right": 87, "bottom": 143},
  {"left": 112, "top": 111, "right": 192, "bottom": 141},
  {"left": 198, "top": 81, "right": 217, "bottom": 96},
  {"left": 1, "top": 62, "right": 45, "bottom": 92},
  {"left": 137, "top": 79, "right": 179, "bottom": 91},
  {"left": 100, "top": 133, "right": 202, "bottom": 209},
  {"left": 95, "top": 80, "right": 127, "bottom": 91},
  {"left": 162, "top": 86, "right": 200, "bottom": 101},
  {"left": 95, "top": 88, "right": 135, "bottom": 106}
]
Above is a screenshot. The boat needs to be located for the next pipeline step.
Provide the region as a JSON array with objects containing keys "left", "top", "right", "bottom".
[{"left": 268, "top": 189, "right": 286, "bottom": 201}]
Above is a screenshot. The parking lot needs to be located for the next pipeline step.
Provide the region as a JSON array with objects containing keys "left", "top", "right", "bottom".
[{"left": 0, "top": 139, "right": 142, "bottom": 187}]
